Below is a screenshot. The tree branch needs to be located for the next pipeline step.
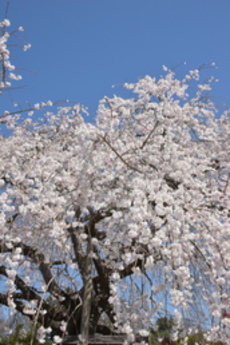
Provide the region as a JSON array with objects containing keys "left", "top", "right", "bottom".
[
  {"left": 140, "top": 120, "right": 159, "bottom": 149},
  {"left": 0, "top": 239, "right": 66, "bottom": 298},
  {"left": 98, "top": 134, "right": 143, "bottom": 173}
]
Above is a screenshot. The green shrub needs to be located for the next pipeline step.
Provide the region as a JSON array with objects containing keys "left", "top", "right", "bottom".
[{"left": 0, "top": 324, "right": 52, "bottom": 345}]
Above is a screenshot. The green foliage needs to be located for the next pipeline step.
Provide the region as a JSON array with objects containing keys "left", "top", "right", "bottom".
[
  {"left": 186, "top": 332, "right": 204, "bottom": 345},
  {"left": 156, "top": 317, "right": 174, "bottom": 333},
  {"left": 185, "top": 332, "right": 224, "bottom": 345},
  {"left": 0, "top": 324, "right": 52, "bottom": 345},
  {"left": 149, "top": 317, "right": 226, "bottom": 345},
  {"left": 150, "top": 316, "right": 175, "bottom": 342}
]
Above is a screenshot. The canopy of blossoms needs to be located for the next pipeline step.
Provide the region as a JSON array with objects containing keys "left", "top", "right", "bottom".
[{"left": 0, "top": 18, "right": 229, "bottom": 345}]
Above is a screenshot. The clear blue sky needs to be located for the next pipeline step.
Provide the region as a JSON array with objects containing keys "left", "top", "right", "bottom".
[{"left": 1, "top": 0, "right": 230, "bottom": 121}]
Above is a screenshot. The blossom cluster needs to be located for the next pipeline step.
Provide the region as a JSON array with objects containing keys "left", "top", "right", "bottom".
[{"left": 0, "top": 19, "right": 31, "bottom": 93}]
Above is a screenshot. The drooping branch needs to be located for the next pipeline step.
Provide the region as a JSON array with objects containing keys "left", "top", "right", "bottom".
[
  {"left": 0, "top": 291, "right": 67, "bottom": 330},
  {"left": 0, "top": 265, "right": 41, "bottom": 301},
  {"left": 0, "top": 239, "right": 66, "bottom": 298}
]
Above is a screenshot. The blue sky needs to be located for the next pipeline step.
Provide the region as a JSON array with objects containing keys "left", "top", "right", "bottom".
[{"left": 1, "top": 0, "right": 230, "bottom": 121}]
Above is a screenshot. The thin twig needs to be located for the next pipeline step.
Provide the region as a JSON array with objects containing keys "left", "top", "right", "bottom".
[
  {"left": 189, "top": 240, "right": 211, "bottom": 269},
  {"left": 223, "top": 173, "right": 230, "bottom": 196},
  {"left": 140, "top": 120, "right": 159, "bottom": 149},
  {"left": 98, "top": 134, "right": 143, "bottom": 173},
  {"left": 5, "top": 1, "right": 10, "bottom": 18}
]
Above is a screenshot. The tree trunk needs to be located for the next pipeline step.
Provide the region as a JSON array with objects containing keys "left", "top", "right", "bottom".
[{"left": 80, "top": 230, "right": 93, "bottom": 345}]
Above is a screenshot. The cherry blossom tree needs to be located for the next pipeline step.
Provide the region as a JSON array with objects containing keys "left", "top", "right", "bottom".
[{"left": 0, "top": 16, "right": 229, "bottom": 345}]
